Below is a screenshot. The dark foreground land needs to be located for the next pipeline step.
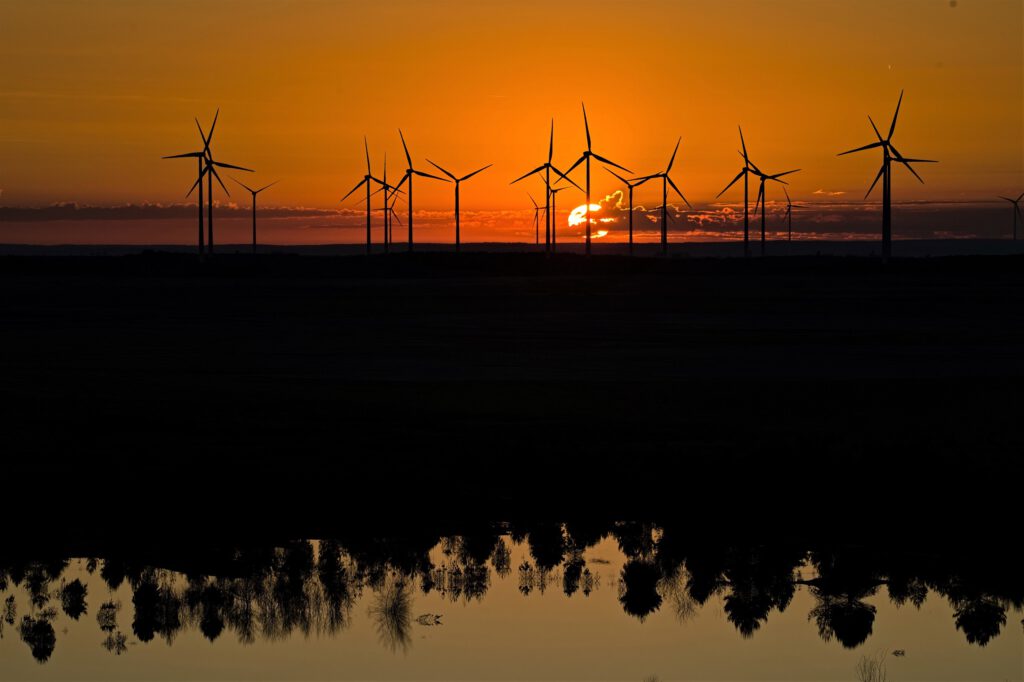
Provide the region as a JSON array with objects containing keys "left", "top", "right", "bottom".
[{"left": 2, "top": 251, "right": 1022, "bottom": 539}]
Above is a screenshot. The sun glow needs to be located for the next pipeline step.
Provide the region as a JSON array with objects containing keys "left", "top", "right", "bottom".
[
  {"left": 568, "top": 204, "right": 602, "bottom": 227},
  {"left": 592, "top": 230, "right": 609, "bottom": 239}
]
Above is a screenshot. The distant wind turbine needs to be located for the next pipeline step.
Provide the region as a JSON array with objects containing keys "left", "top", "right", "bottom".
[
  {"left": 394, "top": 129, "right": 450, "bottom": 252},
  {"left": 634, "top": 138, "right": 691, "bottom": 256},
  {"left": 427, "top": 159, "right": 492, "bottom": 252},
  {"left": 539, "top": 173, "right": 580, "bottom": 252},
  {"left": 561, "top": 104, "right": 631, "bottom": 255},
  {"left": 230, "top": 177, "right": 278, "bottom": 253},
  {"left": 528, "top": 193, "right": 544, "bottom": 245},
  {"left": 998, "top": 193, "right": 1023, "bottom": 241},
  {"left": 511, "top": 120, "right": 581, "bottom": 252},
  {"left": 716, "top": 126, "right": 755, "bottom": 258},
  {"left": 784, "top": 187, "right": 793, "bottom": 243},
  {"left": 341, "top": 136, "right": 384, "bottom": 254},
  {"left": 604, "top": 168, "right": 650, "bottom": 256},
  {"left": 838, "top": 90, "right": 936, "bottom": 261},
  {"left": 749, "top": 158, "right": 800, "bottom": 256}
]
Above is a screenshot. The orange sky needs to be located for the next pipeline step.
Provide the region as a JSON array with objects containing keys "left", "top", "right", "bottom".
[{"left": 1, "top": 0, "right": 1021, "bottom": 243}]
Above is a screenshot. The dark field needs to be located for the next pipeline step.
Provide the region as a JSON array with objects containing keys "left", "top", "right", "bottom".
[{"left": 2, "top": 251, "right": 1022, "bottom": 539}]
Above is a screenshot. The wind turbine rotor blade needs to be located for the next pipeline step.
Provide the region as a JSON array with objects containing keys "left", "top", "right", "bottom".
[
  {"left": 163, "top": 152, "right": 203, "bottom": 159},
  {"left": 230, "top": 176, "right": 255, "bottom": 193},
  {"left": 738, "top": 125, "right": 748, "bottom": 160},
  {"left": 888, "top": 89, "right": 904, "bottom": 140},
  {"left": 550, "top": 165, "right": 584, "bottom": 192},
  {"left": 394, "top": 174, "right": 409, "bottom": 192},
  {"left": 582, "top": 102, "right": 591, "bottom": 151},
  {"left": 341, "top": 178, "right": 368, "bottom": 202},
  {"left": 208, "top": 108, "right": 219, "bottom": 144},
  {"left": 255, "top": 180, "right": 279, "bottom": 194},
  {"left": 363, "top": 136, "right": 371, "bottom": 174},
  {"left": 739, "top": 151, "right": 763, "bottom": 175},
  {"left": 895, "top": 158, "right": 924, "bottom": 183},
  {"left": 717, "top": 168, "right": 746, "bottom": 198},
  {"left": 528, "top": 193, "right": 539, "bottom": 209},
  {"left": 666, "top": 137, "right": 681, "bottom": 172},
  {"left": 427, "top": 159, "right": 457, "bottom": 181},
  {"left": 772, "top": 169, "right": 801, "bottom": 179},
  {"left": 592, "top": 153, "right": 631, "bottom": 174},
  {"left": 784, "top": 187, "right": 791, "bottom": 205},
  {"left": 212, "top": 161, "right": 255, "bottom": 172},
  {"left": 562, "top": 155, "right": 586, "bottom": 178},
  {"left": 460, "top": 164, "right": 492, "bottom": 182},
  {"left": 753, "top": 183, "right": 764, "bottom": 213},
  {"left": 667, "top": 176, "right": 692, "bottom": 209},
  {"left": 413, "top": 170, "right": 451, "bottom": 182},
  {"left": 604, "top": 167, "right": 629, "bottom": 185},
  {"left": 209, "top": 165, "right": 230, "bottom": 196},
  {"left": 398, "top": 129, "right": 412, "bottom": 167},
  {"left": 865, "top": 163, "right": 885, "bottom": 198},
  {"left": 998, "top": 196, "right": 1014, "bottom": 202},
  {"left": 185, "top": 175, "right": 202, "bottom": 198},
  {"left": 838, "top": 141, "right": 883, "bottom": 156},
  {"left": 511, "top": 164, "right": 546, "bottom": 185},
  {"left": 548, "top": 119, "right": 554, "bottom": 163},
  {"left": 195, "top": 117, "right": 211, "bottom": 150},
  {"left": 869, "top": 116, "right": 885, "bottom": 143},
  {"left": 1017, "top": 192, "right": 1024, "bottom": 203}
]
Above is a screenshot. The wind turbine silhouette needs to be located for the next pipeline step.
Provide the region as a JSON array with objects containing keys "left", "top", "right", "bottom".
[
  {"left": 604, "top": 168, "right": 650, "bottom": 256},
  {"left": 511, "top": 120, "right": 580, "bottom": 252},
  {"left": 193, "top": 112, "right": 252, "bottom": 255},
  {"left": 716, "top": 126, "right": 755, "bottom": 258},
  {"left": 749, "top": 159, "right": 800, "bottom": 256},
  {"left": 367, "top": 153, "right": 405, "bottom": 252},
  {"left": 230, "top": 178, "right": 278, "bottom": 253},
  {"left": 838, "top": 90, "right": 936, "bottom": 261},
  {"left": 528, "top": 193, "right": 544, "bottom": 245},
  {"left": 633, "top": 138, "right": 691, "bottom": 256},
  {"left": 998, "top": 193, "right": 1023, "bottom": 240},
  {"left": 163, "top": 109, "right": 251, "bottom": 257},
  {"left": 783, "top": 187, "right": 793, "bottom": 243},
  {"left": 427, "top": 160, "right": 492, "bottom": 252},
  {"left": 562, "top": 104, "right": 631, "bottom": 255},
  {"left": 539, "top": 173, "right": 580, "bottom": 252},
  {"left": 341, "top": 137, "right": 384, "bottom": 254},
  {"left": 394, "top": 129, "right": 449, "bottom": 252}
]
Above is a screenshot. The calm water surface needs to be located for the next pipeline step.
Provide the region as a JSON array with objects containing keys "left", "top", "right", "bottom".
[{"left": 1, "top": 525, "right": 1020, "bottom": 681}]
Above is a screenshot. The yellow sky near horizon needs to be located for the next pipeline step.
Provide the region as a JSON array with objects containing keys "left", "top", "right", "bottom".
[{"left": 1, "top": 0, "right": 1021, "bottom": 226}]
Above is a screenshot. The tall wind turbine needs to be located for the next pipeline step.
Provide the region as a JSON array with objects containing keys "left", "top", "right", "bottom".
[
  {"left": 998, "top": 193, "right": 1023, "bottom": 240},
  {"left": 633, "top": 138, "right": 691, "bottom": 256},
  {"left": 192, "top": 111, "right": 253, "bottom": 255},
  {"left": 341, "top": 137, "right": 384, "bottom": 254},
  {"left": 394, "top": 129, "right": 449, "bottom": 252},
  {"left": 716, "top": 127, "right": 755, "bottom": 258},
  {"left": 511, "top": 120, "right": 580, "bottom": 252},
  {"left": 163, "top": 149, "right": 207, "bottom": 257},
  {"left": 838, "top": 90, "right": 936, "bottom": 261},
  {"left": 427, "top": 159, "right": 492, "bottom": 252},
  {"left": 539, "top": 173, "right": 580, "bottom": 252},
  {"left": 605, "top": 169, "right": 650, "bottom": 256},
  {"left": 749, "top": 161, "right": 800, "bottom": 256},
  {"left": 231, "top": 178, "right": 278, "bottom": 253},
  {"left": 562, "top": 104, "right": 631, "bottom": 255}
]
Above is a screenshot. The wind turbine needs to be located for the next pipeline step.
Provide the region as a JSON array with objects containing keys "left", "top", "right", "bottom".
[
  {"left": 341, "top": 137, "right": 384, "bottom": 254},
  {"left": 716, "top": 126, "right": 756, "bottom": 258},
  {"left": 783, "top": 187, "right": 793, "bottom": 243},
  {"left": 192, "top": 111, "right": 253, "bottom": 255},
  {"left": 838, "top": 90, "right": 936, "bottom": 261},
  {"left": 163, "top": 149, "right": 207, "bottom": 257},
  {"left": 749, "top": 161, "right": 800, "bottom": 256},
  {"left": 231, "top": 177, "right": 278, "bottom": 253},
  {"left": 539, "top": 173, "right": 580, "bottom": 252},
  {"left": 427, "top": 159, "right": 492, "bottom": 252},
  {"left": 604, "top": 169, "right": 651, "bottom": 256},
  {"left": 561, "top": 103, "right": 631, "bottom": 255},
  {"left": 998, "top": 193, "right": 1023, "bottom": 240},
  {"left": 511, "top": 120, "right": 581, "bottom": 252},
  {"left": 393, "top": 129, "right": 449, "bottom": 252},
  {"left": 527, "top": 193, "right": 544, "bottom": 245},
  {"left": 633, "top": 138, "right": 691, "bottom": 256}
]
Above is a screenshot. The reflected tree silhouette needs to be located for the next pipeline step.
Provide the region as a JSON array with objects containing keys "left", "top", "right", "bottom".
[{"left": 1, "top": 525, "right": 1022, "bottom": 665}]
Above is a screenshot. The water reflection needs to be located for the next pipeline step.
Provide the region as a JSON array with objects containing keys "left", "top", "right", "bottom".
[{"left": 1, "top": 522, "right": 1021, "bottom": 666}]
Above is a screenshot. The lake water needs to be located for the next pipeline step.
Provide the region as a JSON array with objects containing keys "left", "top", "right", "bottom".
[{"left": 1, "top": 526, "right": 1020, "bottom": 681}]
